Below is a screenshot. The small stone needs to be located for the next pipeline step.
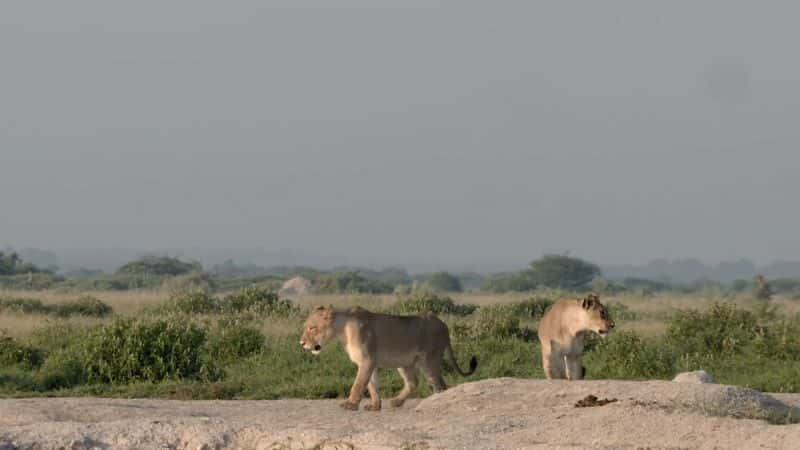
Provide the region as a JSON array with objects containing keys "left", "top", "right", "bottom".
[{"left": 673, "top": 370, "right": 715, "bottom": 384}]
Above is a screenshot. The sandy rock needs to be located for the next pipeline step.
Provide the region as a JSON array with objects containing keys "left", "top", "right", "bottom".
[
  {"left": 278, "top": 276, "right": 313, "bottom": 297},
  {"left": 673, "top": 370, "right": 716, "bottom": 384},
  {"left": 3, "top": 379, "right": 800, "bottom": 449}
]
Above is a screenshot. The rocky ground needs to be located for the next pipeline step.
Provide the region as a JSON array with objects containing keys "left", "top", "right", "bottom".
[{"left": 2, "top": 377, "right": 800, "bottom": 449}]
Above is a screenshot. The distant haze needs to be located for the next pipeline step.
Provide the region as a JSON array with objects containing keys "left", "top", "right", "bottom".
[{"left": 2, "top": 2, "right": 800, "bottom": 271}]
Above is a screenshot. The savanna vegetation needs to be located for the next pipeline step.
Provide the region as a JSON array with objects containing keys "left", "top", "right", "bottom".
[{"left": 2, "top": 253, "right": 800, "bottom": 400}]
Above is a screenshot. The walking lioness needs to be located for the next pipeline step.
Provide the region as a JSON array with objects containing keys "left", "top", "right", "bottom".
[
  {"left": 300, "top": 305, "right": 478, "bottom": 411},
  {"left": 537, "top": 293, "right": 615, "bottom": 380}
]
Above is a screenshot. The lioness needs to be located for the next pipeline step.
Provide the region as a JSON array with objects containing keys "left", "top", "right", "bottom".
[
  {"left": 300, "top": 305, "right": 478, "bottom": 411},
  {"left": 537, "top": 293, "right": 614, "bottom": 380}
]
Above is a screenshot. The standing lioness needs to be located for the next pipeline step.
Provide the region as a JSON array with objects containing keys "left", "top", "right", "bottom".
[
  {"left": 537, "top": 293, "right": 615, "bottom": 380},
  {"left": 300, "top": 305, "right": 477, "bottom": 411}
]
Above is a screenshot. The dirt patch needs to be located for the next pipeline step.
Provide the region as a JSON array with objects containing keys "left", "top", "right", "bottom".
[{"left": 2, "top": 379, "right": 800, "bottom": 449}]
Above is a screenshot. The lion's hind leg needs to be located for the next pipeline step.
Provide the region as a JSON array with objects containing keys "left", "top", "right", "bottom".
[
  {"left": 543, "top": 348, "right": 567, "bottom": 379},
  {"left": 390, "top": 366, "right": 417, "bottom": 408}
]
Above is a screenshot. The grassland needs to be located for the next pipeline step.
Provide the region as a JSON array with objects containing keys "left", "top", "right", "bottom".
[{"left": 1, "top": 287, "right": 799, "bottom": 400}]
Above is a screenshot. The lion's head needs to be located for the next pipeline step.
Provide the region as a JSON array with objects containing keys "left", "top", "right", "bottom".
[
  {"left": 580, "top": 293, "right": 615, "bottom": 338},
  {"left": 300, "top": 305, "right": 336, "bottom": 355}
]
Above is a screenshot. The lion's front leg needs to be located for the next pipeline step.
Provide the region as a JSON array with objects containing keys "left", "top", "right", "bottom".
[
  {"left": 341, "top": 361, "right": 376, "bottom": 410},
  {"left": 564, "top": 354, "right": 584, "bottom": 380},
  {"left": 363, "top": 370, "right": 381, "bottom": 411}
]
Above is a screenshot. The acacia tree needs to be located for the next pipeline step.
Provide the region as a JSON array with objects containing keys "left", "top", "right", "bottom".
[{"left": 529, "top": 254, "right": 601, "bottom": 290}]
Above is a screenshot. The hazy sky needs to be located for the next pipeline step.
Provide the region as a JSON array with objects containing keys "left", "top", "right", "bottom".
[{"left": 2, "top": 1, "right": 799, "bottom": 268}]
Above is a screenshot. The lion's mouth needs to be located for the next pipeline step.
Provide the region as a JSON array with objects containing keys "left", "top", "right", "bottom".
[
  {"left": 597, "top": 330, "right": 610, "bottom": 338},
  {"left": 311, "top": 344, "right": 322, "bottom": 355}
]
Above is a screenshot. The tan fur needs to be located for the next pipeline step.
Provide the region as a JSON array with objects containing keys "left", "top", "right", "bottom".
[
  {"left": 537, "top": 293, "right": 615, "bottom": 380},
  {"left": 300, "top": 305, "right": 477, "bottom": 411}
]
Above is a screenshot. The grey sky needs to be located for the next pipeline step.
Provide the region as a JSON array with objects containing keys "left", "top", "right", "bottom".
[{"left": 2, "top": 1, "right": 799, "bottom": 269}]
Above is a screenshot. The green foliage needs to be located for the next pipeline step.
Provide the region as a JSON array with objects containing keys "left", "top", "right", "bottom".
[
  {"left": 500, "top": 296, "right": 554, "bottom": 319},
  {"left": 666, "top": 302, "right": 757, "bottom": 356},
  {"left": 605, "top": 301, "right": 637, "bottom": 321},
  {"left": 0, "top": 332, "right": 43, "bottom": 369},
  {"left": 388, "top": 292, "right": 477, "bottom": 316},
  {"left": 585, "top": 331, "right": 675, "bottom": 379},
  {"left": 530, "top": 254, "right": 602, "bottom": 290},
  {"left": 481, "top": 271, "right": 538, "bottom": 293},
  {"left": 115, "top": 255, "right": 202, "bottom": 277},
  {"left": 159, "top": 287, "right": 298, "bottom": 316},
  {"left": 0, "top": 296, "right": 112, "bottom": 317},
  {"left": 0, "top": 251, "right": 49, "bottom": 276},
  {"left": 80, "top": 317, "right": 215, "bottom": 384},
  {"left": 161, "top": 271, "right": 212, "bottom": 292},
  {"left": 453, "top": 307, "right": 535, "bottom": 341},
  {"left": 425, "top": 272, "right": 463, "bottom": 292},
  {"left": 36, "top": 348, "right": 86, "bottom": 390},
  {"left": 315, "top": 271, "right": 393, "bottom": 294},
  {"left": 52, "top": 295, "right": 113, "bottom": 317},
  {"left": 205, "top": 318, "right": 265, "bottom": 365}
]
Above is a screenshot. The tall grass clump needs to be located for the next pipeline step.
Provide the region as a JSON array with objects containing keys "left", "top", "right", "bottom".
[
  {"left": 205, "top": 318, "right": 265, "bottom": 364},
  {"left": 500, "top": 296, "right": 553, "bottom": 319},
  {"left": 0, "top": 331, "right": 43, "bottom": 369},
  {"left": 585, "top": 331, "right": 675, "bottom": 379}
]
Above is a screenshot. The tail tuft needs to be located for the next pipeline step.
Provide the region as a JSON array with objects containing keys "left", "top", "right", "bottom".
[{"left": 468, "top": 356, "right": 478, "bottom": 374}]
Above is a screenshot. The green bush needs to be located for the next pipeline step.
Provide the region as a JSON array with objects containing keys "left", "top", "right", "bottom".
[
  {"left": 605, "top": 301, "right": 637, "bottom": 321},
  {"left": 80, "top": 317, "right": 214, "bottom": 384},
  {"left": 36, "top": 348, "right": 86, "bottom": 390},
  {"left": 501, "top": 296, "right": 553, "bottom": 319},
  {"left": 159, "top": 287, "right": 298, "bottom": 316},
  {"left": 0, "top": 296, "right": 112, "bottom": 317},
  {"left": 205, "top": 319, "right": 265, "bottom": 364},
  {"left": 162, "top": 290, "right": 219, "bottom": 314},
  {"left": 666, "top": 302, "right": 757, "bottom": 357},
  {"left": 0, "top": 331, "right": 43, "bottom": 369},
  {"left": 315, "top": 271, "right": 393, "bottom": 294},
  {"left": 388, "top": 292, "right": 477, "bottom": 317},
  {"left": 481, "top": 271, "right": 538, "bottom": 293},
  {"left": 52, "top": 295, "right": 113, "bottom": 317},
  {"left": 454, "top": 306, "right": 535, "bottom": 341},
  {"left": 585, "top": 331, "right": 675, "bottom": 379},
  {"left": 425, "top": 272, "right": 463, "bottom": 292},
  {"left": 221, "top": 286, "right": 298, "bottom": 316}
]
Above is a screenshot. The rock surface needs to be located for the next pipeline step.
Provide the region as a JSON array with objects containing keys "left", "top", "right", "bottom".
[
  {"left": 673, "top": 370, "right": 716, "bottom": 384},
  {"left": 2, "top": 379, "right": 800, "bottom": 449},
  {"left": 278, "top": 276, "right": 313, "bottom": 297}
]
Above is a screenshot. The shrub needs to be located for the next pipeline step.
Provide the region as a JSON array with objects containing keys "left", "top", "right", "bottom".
[
  {"left": 315, "top": 271, "right": 393, "bottom": 294},
  {"left": 0, "top": 296, "right": 112, "bottom": 317},
  {"left": 0, "top": 331, "right": 43, "bottom": 368},
  {"left": 205, "top": 319, "right": 265, "bottom": 364},
  {"left": 425, "top": 272, "right": 463, "bottom": 292},
  {"left": 501, "top": 296, "right": 553, "bottom": 319},
  {"left": 586, "top": 331, "right": 675, "bottom": 379},
  {"left": 51, "top": 295, "right": 113, "bottom": 317},
  {"left": 454, "top": 307, "right": 535, "bottom": 341},
  {"left": 162, "top": 271, "right": 212, "bottom": 292},
  {"left": 36, "top": 348, "right": 86, "bottom": 390},
  {"left": 80, "top": 317, "right": 214, "bottom": 384},
  {"left": 481, "top": 271, "right": 537, "bottom": 293},
  {"left": 605, "top": 301, "right": 637, "bottom": 321},
  {"left": 388, "top": 292, "right": 477, "bottom": 317},
  {"left": 161, "top": 290, "right": 219, "bottom": 314},
  {"left": 666, "top": 302, "right": 757, "bottom": 357},
  {"left": 221, "top": 286, "right": 298, "bottom": 316}
]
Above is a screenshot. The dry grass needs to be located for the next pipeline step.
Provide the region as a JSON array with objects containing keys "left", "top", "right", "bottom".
[{"left": 0, "top": 289, "right": 166, "bottom": 316}]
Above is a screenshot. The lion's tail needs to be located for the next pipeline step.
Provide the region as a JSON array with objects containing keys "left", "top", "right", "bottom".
[{"left": 445, "top": 342, "right": 478, "bottom": 377}]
